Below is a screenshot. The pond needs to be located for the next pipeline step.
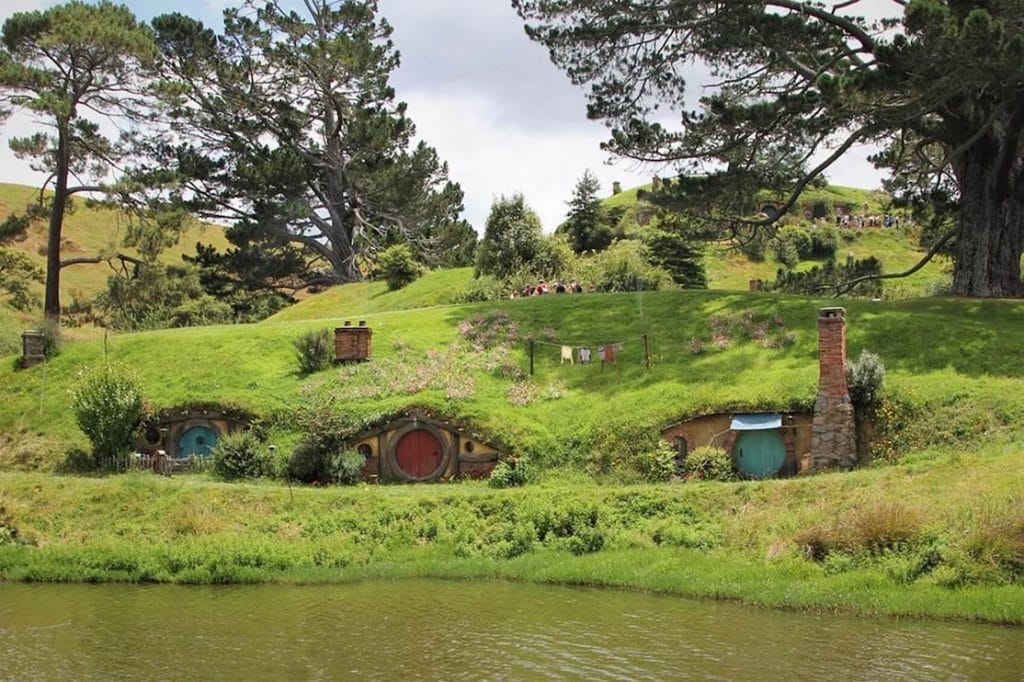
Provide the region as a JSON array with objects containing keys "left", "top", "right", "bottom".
[{"left": 1, "top": 580, "right": 1021, "bottom": 680}]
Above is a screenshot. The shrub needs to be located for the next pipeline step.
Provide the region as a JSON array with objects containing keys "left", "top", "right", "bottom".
[
  {"left": 586, "top": 240, "right": 673, "bottom": 292},
  {"left": 286, "top": 441, "right": 331, "bottom": 483},
  {"left": 377, "top": 244, "right": 421, "bottom": 291},
  {"left": 811, "top": 199, "right": 832, "bottom": 220},
  {"left": 71, "top": 363, "right": 145, "bottom": 466},
  {"left": 809, "top": 227, "right": 840, "bottom": 259},
  {"left": 772, "top": 238, "right": 800, "bottom": 269},
  {"left": 681, "top": 446, "right": 737, "bottom": 482},
  {"left": 294, "top": 328, "right": 333, "bottom": 374},
  {"left": 38, "top": 318, "right": 63, "bottom": 359},
  {"left": 330, "top": 449, "right": 366, "bottom": 485},
  {"left": 636, "top": 440, "right": 676, "bottom": 482},
  {"left": 488, "top": 458, "right": 529, "bottom": 488},
  {"left": 738, "top": 230, "right": 769, "bottom": 261},
  {"left": 168, "top": 295, "right": 234, "bottom": 327},
  {"left": 212, "top": 431, "right": 273, "bottom": 480},
  {"left": 455, "top": 275, "right": 504, "bottom": 303},
  {"left": 847, "top": 350, "right": 885, "bottom": 410}
]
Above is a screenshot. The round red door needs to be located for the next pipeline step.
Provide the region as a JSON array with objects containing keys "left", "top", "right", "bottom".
[{"left": 395, "top": 429, "right": 443, "bottom": 479}]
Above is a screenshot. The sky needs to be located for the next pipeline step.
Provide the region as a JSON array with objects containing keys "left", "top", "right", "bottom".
[{"left": 0, "top": 0, "right": 887, "bottom": 232}]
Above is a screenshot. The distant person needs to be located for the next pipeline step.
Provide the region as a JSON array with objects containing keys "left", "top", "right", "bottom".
[{"left": 555, "top": 281, "right": 566, "bottom": 294}]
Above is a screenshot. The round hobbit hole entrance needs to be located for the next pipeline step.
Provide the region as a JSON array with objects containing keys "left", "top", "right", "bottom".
[
  {"left": 734, "top": 430, "right": 786, "bottom": 479},
  {"left": 177, "top": 425, "right": 220, "bottom": 458},
  {"left": 395, "top": 429, "right": 444, "bottom": 479}
]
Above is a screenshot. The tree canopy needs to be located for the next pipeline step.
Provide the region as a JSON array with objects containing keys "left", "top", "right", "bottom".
[
  {"left": 559, "top": 169, "right": 613, "bottom": 253},
  {"left": 151, "top": 0, "right": 466, "bottom": 288},
  {"left": 475, "top": 194, "right": 544, "bottom": 280},
  {"left": 515, "top": 0, "right": 1024, "bottom": 297}
]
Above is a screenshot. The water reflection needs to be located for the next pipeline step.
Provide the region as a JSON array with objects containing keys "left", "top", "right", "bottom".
[{"left": 1, "top": 580, "right": 1021, "bottom": 680}]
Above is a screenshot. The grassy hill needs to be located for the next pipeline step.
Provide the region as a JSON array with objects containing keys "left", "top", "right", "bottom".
[
  {"left": 1, "top": 269, "right": 1023, "bottom": 620},
  {"left": 3, "top": 269, "right": 1023, "bottom": 471},
  {"left": 0, "top": 183, "right": 229, "bottom": 327},
  {"left": 603, "top": 182, "right": 949, "bottom": 297}
]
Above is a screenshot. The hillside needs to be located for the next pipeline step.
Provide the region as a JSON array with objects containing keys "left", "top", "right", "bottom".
[
  {"left": 0, "top": 183, "right": 229, "bottom": 319},
  {"left": 603, "top": 182, "right": 949, "bottom": 297},
  {"left": 3, "top": 272, "right": 1023, "bottom": 471},
  {"left": 1, "top": 275, "right": 1023, "bottom": 621}
]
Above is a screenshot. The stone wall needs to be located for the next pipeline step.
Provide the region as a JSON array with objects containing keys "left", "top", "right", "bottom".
[{"left": 810, "top": 307, "right": 857, "bottom": 470}]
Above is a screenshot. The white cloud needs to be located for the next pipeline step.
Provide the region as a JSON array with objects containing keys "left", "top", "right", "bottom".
[{"left": 403, "top": 92, "right": 651, "bottom": 232}]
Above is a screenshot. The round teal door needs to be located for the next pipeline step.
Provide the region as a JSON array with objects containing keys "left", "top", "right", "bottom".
[
  {"left": 734, "top": 430, "right": 786, "bottom": 479},
  {"left": 177, "top": 425, "right": 219, "bottom": 458}
]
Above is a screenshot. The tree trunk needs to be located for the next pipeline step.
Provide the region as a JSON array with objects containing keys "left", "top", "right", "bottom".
[
  {"left": 951, "top": 149, "right": 1024, "bottom": 297},
  {"left": 43, "top": 125, "right": 71, "bottom": 321}
]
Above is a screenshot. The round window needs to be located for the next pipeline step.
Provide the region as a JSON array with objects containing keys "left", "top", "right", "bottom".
[
  {"left": 357, "top": 444, "right": 372, "bottom": 458},
  {"left": 144, "top": 427, "right": 162, "bottom": 446},
  {"left": 464, "top": 441, "right": 475, "bottom": 454}
]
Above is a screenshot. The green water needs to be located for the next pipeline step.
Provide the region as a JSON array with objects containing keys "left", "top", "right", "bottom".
[{"left": 1, "top": 580, "right": 1021, "bottom": 680}]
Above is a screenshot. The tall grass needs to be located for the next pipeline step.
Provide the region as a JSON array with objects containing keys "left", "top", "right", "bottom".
[{"left": 1, "top": 439, "right": 1023, "bottom": 622}]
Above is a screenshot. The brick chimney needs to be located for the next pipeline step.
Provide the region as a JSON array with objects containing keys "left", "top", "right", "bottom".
[
  {"left": 810, "top": 307, "right": 856, "bottom": 470},
  {"left": 21, "top": 330, "right": 45, "bottom": 368},
  {"left": 334, "top": 321, "right": 372, "bottom": 362}
]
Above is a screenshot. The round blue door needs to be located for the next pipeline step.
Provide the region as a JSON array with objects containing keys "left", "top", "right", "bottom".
[
  {"left": 177, "top": 425, "right": 219, "bottom": 458},
  {"left": 734, "top": 430, "right": 786, "bottom": 479}
]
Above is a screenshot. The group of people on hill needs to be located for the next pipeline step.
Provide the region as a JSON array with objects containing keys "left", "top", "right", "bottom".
[
  {"left": 511, "top": 280, "right": 585, "bottom": 299},
  {"left": 835, "top": 213, "right": 901, "bottom": 228}
]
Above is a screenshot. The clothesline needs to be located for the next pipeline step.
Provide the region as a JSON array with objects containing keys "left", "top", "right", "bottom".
[
  {"left": 531, "top": 338, "right": 632, "bottom": 349},
  {"left": 525, "top": 334, "right": 652, "bottom": 374}
]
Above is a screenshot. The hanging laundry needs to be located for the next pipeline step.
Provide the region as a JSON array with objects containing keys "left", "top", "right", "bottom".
[
  {"left": 597, "top": 345, "right": 606, "bottom": 362},
  {"left": 604, "top": 344, "right": 617, "bottom": 363},
  {"left": 578, "top": 347, "right": 592, "bottom": 363},
  {"left": 612, "top": 342, "right": 624, "bottom": 353},
  {"left": 560, "top": 345, "right": 574, "bottom": 365}
]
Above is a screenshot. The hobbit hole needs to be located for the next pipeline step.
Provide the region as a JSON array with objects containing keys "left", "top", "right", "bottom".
[
  {"left": 348, "top": 413, "right": 504, "bottom": 482},
  {"left": 136, "top": 409, "right": 247, "bottom": 459},
  {"left": 662, "top": 307, "right": 860, "bottom": 478}
]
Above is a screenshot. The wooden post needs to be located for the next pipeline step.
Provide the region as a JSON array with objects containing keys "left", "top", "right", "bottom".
[
  {"left": 643, "top": 334, "right": 651, "bottom": 369},
  {"left": 529, "top": 339, "right": 535, "bottom": 376}
]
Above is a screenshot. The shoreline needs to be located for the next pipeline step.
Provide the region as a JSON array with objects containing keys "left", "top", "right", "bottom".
[{"left": 2, "top": 465, "right": 1023, "bottom": 626}]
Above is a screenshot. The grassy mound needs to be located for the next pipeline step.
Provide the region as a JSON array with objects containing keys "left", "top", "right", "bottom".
[
  {"left": 0, "top": 440, "right": 1021, "bottom": 622},
  {"left": 3, "top": 282, "right": 1024, "bottom": 473}
]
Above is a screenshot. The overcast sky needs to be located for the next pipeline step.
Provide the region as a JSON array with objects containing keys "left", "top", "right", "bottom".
[{"left": 0, "top": 0, "right": 886, "bottom": 232}]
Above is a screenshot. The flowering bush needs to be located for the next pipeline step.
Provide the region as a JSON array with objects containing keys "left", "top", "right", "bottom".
[{"left": 691, "top": 309, "right": 796, "bottom": 353}]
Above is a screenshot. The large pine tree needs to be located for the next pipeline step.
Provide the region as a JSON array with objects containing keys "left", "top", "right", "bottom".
[
  {"left": 151, "top": 0, "right": 466, "bottom": 287},
  {"left": 516, "top": 1, "right": 1024, "bottom": 297},
  {"left": 0, "top": 1, "right": 159, "bottom": 320}
]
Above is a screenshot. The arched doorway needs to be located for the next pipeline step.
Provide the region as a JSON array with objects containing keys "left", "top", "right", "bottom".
[
  {"left": 734, "top": 430, "right": 786, "bottom": 479},
  {"left": 177, "top": 425, "right": 219, "bottom": 458},
  {"left": 395, "top": 429, "right": 444, "bottom": 479}
]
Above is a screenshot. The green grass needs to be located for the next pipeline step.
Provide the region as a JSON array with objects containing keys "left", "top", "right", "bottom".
[
  {"left": 4, "top": 283, "right": 1024, "bottom": 474},
  {"left": 268, "top": 267, "right": 474, "bottom": 321},
  {"left": 1, "top": 440, "right": 1021, "bottom": 622}
]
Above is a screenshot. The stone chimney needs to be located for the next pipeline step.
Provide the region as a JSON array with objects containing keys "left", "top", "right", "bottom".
[{"left": 810, "top": 307, "right": 856, "bottom": 470}]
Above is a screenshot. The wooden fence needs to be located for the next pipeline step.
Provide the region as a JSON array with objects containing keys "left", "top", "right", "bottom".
[{"left": 101, "top": 452, "right": 214, "bottom": 476}]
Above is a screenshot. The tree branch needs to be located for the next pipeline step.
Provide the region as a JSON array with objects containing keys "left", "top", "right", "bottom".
[{"left": 820, "top": 227, "right": 958, "bottom": 296}]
